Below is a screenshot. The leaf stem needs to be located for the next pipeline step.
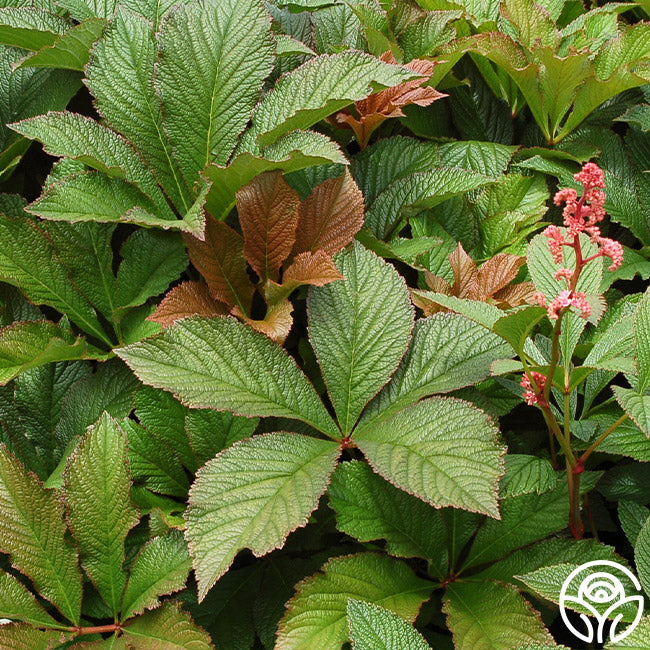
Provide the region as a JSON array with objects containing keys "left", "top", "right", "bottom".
[{"left": 576, "top": 413, "right": 629, "bottom": 468}]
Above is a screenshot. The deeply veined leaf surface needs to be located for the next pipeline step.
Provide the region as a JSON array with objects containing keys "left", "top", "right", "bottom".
[
  {"left": 347, "top": 600, "right": 431, "bottom": 650},
  {"left": 117, "top": 316, "right": 338, "bottom": 436},
  {"left": 308, "top": 242, "right": 413, "bottom": 432},
  {"left": 156, "top": 0, "right": 274, "bottom": 181},
  {"left": 355, "top": 396, "right": 505, "bottom": 517},
  {"left": 63, "top": 413, "right": 139, "bottom": 615},
  {"left": 276, "top": 553, "right": 433, "bottom": 650},
  {"left": 0, "top": 445, "right": 82, "bottom": 623},
  {"left": 186, "top": 432, "right": 339, "bottom": 600}
]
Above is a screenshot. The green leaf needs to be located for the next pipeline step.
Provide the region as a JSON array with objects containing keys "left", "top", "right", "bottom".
[
  {"left": 27, "top": 171, "right": 193, "bottom": 232},
  {"left": 120, "top": 600, "right": 213, "bottom": 649},
  {"left": 249, "top": 50, "right": 418, "bottom": 147},
  {"left": 0, "top": 208, "right": 109, "bottom": 343},
  {"left": 0, "top": 47, "right": 80, "bottom": 179},
  {"left": 120, "top": 0, "right": 179, "bottom": 29},
  {"left": 0, "top": 624, "right": 72, "bottom": 650},
  {"left": 0, "top": 570, "right": 62, "bottom": 628},
  {"left": 500, "top": 454, "right": 557, "bottom": 497},
  {"left": 347, "top": 600, "right": 431, "bottom": 650},
  {"left": 0, "top": 444, "right": 82, "bottom": 623},
  {"left": 55, "top": 0, "right": 116, "bottom": 20},
  {"left": 115, "top": 230, "right": 187, "bottom": 313},
  {"left": 619, "top": 500, "right": 649, "bottom": 546},
  {"left": 361, "top": 313, "right": 512, "bottom": 426},
  {"left": 635, "top": 516, "right": 650, "bottom": 598},
  {"left": 276, "top": 553, "right": 433, "bottom": 650},
  {"left": 186, "top": 432, "right": 340, "bottom": 600},
  {"left": 120, "top": 419, "right": 188, "bottom": 497},
  {"left": 635, "top": 287, "right": 650, "bottom": 392},
  {"left": 85, "top": 8, "right": 192, "bottom": 211},
  {"left": 204, "top": 130, "right": 347, "bottom": 221},
  {"left": 355, "top": 396, "right": 505, "bottom": 517},
  {"left": 462, "top": 477, "right": 573, "bottom": 570},
  {"left": 0, "top": 320, "right": 104, "bottom": 385},
  {"left": 117, "top": 316, "right": 339, "bottom": 437},
  {"left": 308, "top": 242, "right": 413, "bottom": 433},
  {"left": 134, "top": 386, "right": 195, "bottom": 472},
  {"left": 613, "top": 387, "right": 650, "bottom": 438},
  {"left": 185, "top": 409, "right": 258, "bottom": 468},
  {"left": 11, "top": 111, "right": 170, "bottom": 212},
  {"left": 63, "top": 413, "right": 139, "bottom": 615},
  {"left": 518, "top": 561, "right": 642, "bottom": 623},
  {"left": 328, "top": 461, "right": 448, "bottom": 575},
  {"left": 45, "top": 361, "right": 138, "bottom": 489},
  {"left": 443, "top": 581, "right": 553, "bottom": 650},
  {"left": 15, "top": 17, "right": 106, "bottom": 70},
  {"left": 605, "top": 615, "right": 650, "bottom": 648},
  {"left": 492, "top": 307, "right": 547, "bottom": 358},
  {"left": 0, "top": 7, "right": 68, "bottom": 50},
  {"left": 43, "top": 221, "right": 116, "bottom": 319},
  {"left": 366, "top": 167, "right": 497, "bottom": 239},
  {"left": 156, "top": 0, "right": 274, "bottom": 183},
  {"left": 120, "top": 530, "right": 192, "bottom": 620}
]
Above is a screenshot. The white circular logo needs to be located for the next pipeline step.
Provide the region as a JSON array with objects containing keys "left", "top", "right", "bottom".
[{"left": 559, "top": 560, "right": 644, "bottom": 644}]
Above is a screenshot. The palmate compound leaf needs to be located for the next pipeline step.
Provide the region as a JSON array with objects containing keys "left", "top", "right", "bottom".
[
  {"left": 308, "top": 242, "right": 414, "bottom": 433},
  {"left": 0, "top": 444, "right": 82, "bottom": 624},
  {"left": 359, "top": 312, "right": 513, "bottom": 426},
  {"left": 276, "top": 553, "right": 433, "bottom": 650},
  {"left": 120, "top": 600, "right": 213, "bottom": 649},
  {"left": 347, "top": 600, "right": 431, "bottom": 650},
  {"left": 247, "top": 51, "right": 419, "bottom": 148},
  {"left": 354, "top": 396, "right": 505, "bottom": 518},
  {"left": 63, "top": 413, "right": 139, "bottom": 615},
  {"left": 443, "top": 581, "right": 554, "bottom": 650},
  {"left": 156, "top": 0, "right": 274, "bottom": 182},
  {"left": 117, "top": 316, "right": 339, "bottom": 437},
  {"left": 185, "top": 432, "right": 340, "bottom": 600}
]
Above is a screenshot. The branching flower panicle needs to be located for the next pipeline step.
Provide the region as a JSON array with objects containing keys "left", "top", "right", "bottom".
[{"left": 540, "top": 163, "right": 623, "bottom": 320}]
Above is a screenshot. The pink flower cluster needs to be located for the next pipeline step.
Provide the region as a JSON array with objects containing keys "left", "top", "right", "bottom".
[
  {"left": 534, "top": 289, "right": 592, "bottom": 320},
  {"left": 521, "top": 372, "right": 548, "bottom": 407},
  {"left": 544, "top": 163, "right": 623, "bottom": 272},
  {"left": 537, "top": 163, "right": 624, "bottom": 320}
]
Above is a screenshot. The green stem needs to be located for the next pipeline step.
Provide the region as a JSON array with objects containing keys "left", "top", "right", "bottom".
[{"left": 577, "top": 413, "right": 630, "bottom": 468}]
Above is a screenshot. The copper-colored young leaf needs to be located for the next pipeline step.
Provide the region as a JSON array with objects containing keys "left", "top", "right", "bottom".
[
  {"left": 423, "top": 272, "right": 452, "bottom": 294},
  {"left": 292, "top": 171, "right": 364, "bottom": 257},
  {"left": 233, "top": 299, "right": 294, "bottom": 344},
  {"left": 334, "top": 54, "right": 445, "bottom": 147},
  {"left": 148, "top": 282, "right": 228, "bottom": 329},
  {"left": 493, "top": 282, "right": 537, "bottom": 308},
  {"left": 184, "top": 219, "right": 253, "bottom": 314},
  {"left": 283, "top": 251, "right": 343, "bottom": 289},
  {"left": 449, "top": 244, "right": 478, "bottom": 299},
  {"left": 237, "top": 171, "right": 300, "bottom": 283},
  {"left": 264, "top": 251, "right": 343, "bottom": 304},
  {"left": 476, "top": 254, "right": 525, "bottom": 298}
]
